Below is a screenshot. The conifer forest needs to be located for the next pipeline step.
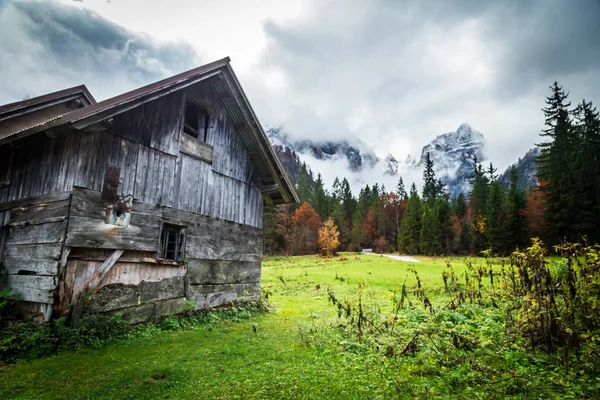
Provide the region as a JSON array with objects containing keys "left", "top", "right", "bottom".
[{"left": 264, "top": 83, "right": 600, "bottom": 257}]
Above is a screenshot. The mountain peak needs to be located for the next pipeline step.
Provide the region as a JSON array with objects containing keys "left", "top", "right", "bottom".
[
  {"left": 457, "top": 122, "right": 473, "bottom": 132},
  {"left": 418, "top": 123, "right": 486, "bottom": 197}
]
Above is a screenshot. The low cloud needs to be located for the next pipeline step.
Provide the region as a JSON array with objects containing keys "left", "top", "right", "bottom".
[{"left": 0, "top": 0, "right": 200, "bottom": 103}]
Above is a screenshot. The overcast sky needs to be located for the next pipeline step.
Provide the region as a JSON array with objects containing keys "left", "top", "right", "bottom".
[{"left": 1, "top": 0, "right": 599, "bottom": 189}]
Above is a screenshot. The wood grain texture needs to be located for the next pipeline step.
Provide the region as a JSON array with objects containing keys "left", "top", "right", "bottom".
[{"left": 179, "top": 133, "right": 213, "bottom": 163}]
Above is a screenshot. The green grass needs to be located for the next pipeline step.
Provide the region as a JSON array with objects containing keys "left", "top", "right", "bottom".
[{"left": 0, "top": 254, "right": 582, "bottom": 399}]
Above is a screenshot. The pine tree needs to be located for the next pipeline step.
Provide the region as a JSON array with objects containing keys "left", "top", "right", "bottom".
[
  {"left": 295, "top": 163, "right": 312, "bottom": 206},
  {"left": 453, "top": 192, "right": 467, "bottom": 219},
  {"left": 312, "top": 173, "right": 328, "bottom": 220},
  {"left": 349, "top": 209, "right": 364, "bottom": 251},
  {"left": 469, "top": 160, "right": 489, "bottom": 252},
  {"left": 420, "top": 203, "right": 440, "bottom": 255},
  {"left": 573, "top": 99, "right": 600, "bottom": 241},
  {"left": 536, "top": 82, "right": 579, "bottom": 241},
  {"left": 397, "top": 176, "right": 407, "bottom": 201},
  {"left": 486, "top": 178, "right": 507, "bottom": 253},
  {"left": 505, "top": 166, "right": 527, "bottom": 250},
  {"left": 399, "top": 184, "right": 422, "bottom": 254},
  {"left": 341, "top": 178, "right": 355, "bottom": 220},
  {"left": 422, "top": 152, "right": 437, "bottom": 202},
  {"left": 436, "top": 197, "right": 452, "bottom": 254}
]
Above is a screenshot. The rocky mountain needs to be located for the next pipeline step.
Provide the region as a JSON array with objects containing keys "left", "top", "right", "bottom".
[
  {"left": 499, "top": 147, "right": 539, "bottom": 189},
  {"left": 267, "top": 123, "right": 487, "bottom": 197},
  {"left": 267, "top": 127, "right": 379, "bottom": 172},
  {"left": 272, "top": 144, "right": 315, "bottom": 187},
  {"left": 416, "top": 123, "right": 486, "bottom": 197}
]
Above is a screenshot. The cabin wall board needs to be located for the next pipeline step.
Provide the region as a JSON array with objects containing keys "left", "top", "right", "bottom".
[
  {"left": 110, "top": 91, "right": 184, "bottom": 156},
  {"left": 3, "top": 134, "right": 81, "bottom": 202},
  {"left": 66, "top": 188, "right": 161, "bottom": 251},
  {"left": 74, "top": 132, "right": 139, "bottom": 198},
  {"left": 1, "top": 193, "right": 70, "bottom": 304},
  {"left": 184, "top": 83, "right": 261, "bottom": 189},
  {"left": 174, "top": 154, "right": 263, "bottom": 227}
]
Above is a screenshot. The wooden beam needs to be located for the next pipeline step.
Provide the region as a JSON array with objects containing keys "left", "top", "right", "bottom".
[
  {"left": 263, "top": 193, "right": 274, "bottom": 206},
  {"left": 179, "top": 132, "right": 213, "bottom": 163},
  {"left": 84, "top": 249, "right": 125, "bottom": 293},
  {"left": 261, "top": 184, "right": 280, "bottom": 194},
  {"left": 234, "top": 121, "right": 248, "bottom": 131}
]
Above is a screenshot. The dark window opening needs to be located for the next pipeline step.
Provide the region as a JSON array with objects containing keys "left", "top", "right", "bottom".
[
  {"left": 183, "top": 100, "right": 210, "bottom": 142},
  {"left": 159, "top": 223, "right": 186, "bottom": 262}
]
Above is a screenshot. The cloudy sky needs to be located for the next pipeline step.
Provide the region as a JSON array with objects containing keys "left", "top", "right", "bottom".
[{"left": 1, "top": 0, "right": 599, "bottom": 189}]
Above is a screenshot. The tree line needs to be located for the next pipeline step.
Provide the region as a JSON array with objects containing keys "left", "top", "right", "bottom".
[{"left": 263, "top": 83, "right": 600, "bottom": 256}]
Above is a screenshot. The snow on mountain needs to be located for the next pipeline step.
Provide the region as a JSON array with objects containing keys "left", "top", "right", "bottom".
[
  {"left": 266, "top": 127, "right": 379, "bottom": 172},
  {"left": 417, "top": 123, "right": 486, "bottom": 197},
  {"left": 267, "top": 123, "right": 487, "bottom": 197},
  {"left": 384, "top": 154, "right": 399, "bottom": 175}
]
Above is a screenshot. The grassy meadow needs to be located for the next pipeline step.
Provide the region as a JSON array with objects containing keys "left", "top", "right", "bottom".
[{"left": 0, "top": 253, "right": 592, "bottom": 399}]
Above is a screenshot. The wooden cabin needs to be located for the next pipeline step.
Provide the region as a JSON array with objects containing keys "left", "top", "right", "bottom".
[{"left": 0, "top": 57, "right": 297, "bottom": 322}]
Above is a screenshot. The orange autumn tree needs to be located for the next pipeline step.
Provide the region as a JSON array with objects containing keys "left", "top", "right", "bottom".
[
  {"left": 292, "top": 202, "right": 322, "bottom": 255},
  {"left": 318, "top": 218, "right": 340, "bottom": 257}
]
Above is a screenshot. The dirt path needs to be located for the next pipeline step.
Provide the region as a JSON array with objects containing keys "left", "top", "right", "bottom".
[
  {"left": 382, "top": 254, "right": 421, "bottom": 263},
  {"left": 361, "top": 251, "right": 421, "bottom": 263}
]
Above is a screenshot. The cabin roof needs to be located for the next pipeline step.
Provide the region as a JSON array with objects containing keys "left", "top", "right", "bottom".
[
  {"left": 0, "top": 85, "right": 96, "bottom": 141},
  {"left": 0, "top": 85, "right": 96, "bottom": 116},
  {"left": 0, "top": 58, "right": 298, "bottom": 205}
]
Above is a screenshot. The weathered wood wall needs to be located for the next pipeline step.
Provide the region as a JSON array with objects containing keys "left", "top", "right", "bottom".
[
  {"left": 0, "top": 192, "right": 70, "bottom": 308},
  {"left": 0, "top": 82, "right": 264, "bottom": 228},
  {"left": 61, "top": 188, "right": 262, "bottom": 316}
]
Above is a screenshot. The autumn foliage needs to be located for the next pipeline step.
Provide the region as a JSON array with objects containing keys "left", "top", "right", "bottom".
[
  {"left": 292, "top": 202, "right": 322, "bottom": 255},
  {"left": 522, "top": 185, "right": 550, "bottom": 242},
  {"left": 318, "top": 218, "right": 340, "bottom": 257}
]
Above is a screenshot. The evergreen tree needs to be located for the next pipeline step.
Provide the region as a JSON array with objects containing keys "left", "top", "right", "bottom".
[
  {"left": 349, "top": 209, "right": 364, "bottom": 251},
  {"left": 453, "top": 192, "right": 467, "bottom": 219},
  {"left": 486, "top": 178, "right": 507, "bottom": 253},
  {"left": 436, "top": 197, "right": 452, "bottom": 254},
  {"left": 422, "top": 152, "right": 437, "bottom": 202},
  {"left": 312, "top": 173, "right": 328, "bottom": 220},
  {"left": 396, "top": 176, "right": 407, "bottom": 201},
  {"left": 536, "top": 82, "right": 579, "bottom": 241},
  {"left": 505, "top": 166, "right": 527, "bottom": 250},
  {"left": 399, "top": 184, "right": 422, "bottom": 254},
  {"left": 573, "top": 99, "right": 600, "bottom": 241},
  {"left": 420, "top": 203, "right": 440, "bottom": 255},
  {"left": 295, "top": 163, "right": 312, "bottom": 205},
  {"left": 341, "top": 178, "right": 355, "bottom": 220}
]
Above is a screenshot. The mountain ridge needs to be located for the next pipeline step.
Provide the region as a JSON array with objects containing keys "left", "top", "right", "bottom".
[{"left": 268, "top": 123, "right": 488, "bottom": 196}]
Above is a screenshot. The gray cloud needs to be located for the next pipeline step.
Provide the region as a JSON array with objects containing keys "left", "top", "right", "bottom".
[
  {"left": 1, "top": 0, "right": 599, "bottom": 192},
  {"left": 244, "top": 0, "right": 600, "bottom": 183},
  {"left": 0, "top": 0, "right": 200, "bottom": 102}
]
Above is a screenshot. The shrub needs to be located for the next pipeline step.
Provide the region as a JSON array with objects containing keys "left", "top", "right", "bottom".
[{"left": 373, "top": 236, "right": 389, "bottom": 254}]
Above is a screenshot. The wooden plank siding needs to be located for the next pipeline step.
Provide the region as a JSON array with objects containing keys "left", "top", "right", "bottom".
[
  {"left": 0, "top": 80, "right": 263, "bottom": 229},
  {"left": 2, "top": 194, "right": 70, "bottom": 304},
  {"left": 60, "top": 189, "right": 262, "bottom": 315}
]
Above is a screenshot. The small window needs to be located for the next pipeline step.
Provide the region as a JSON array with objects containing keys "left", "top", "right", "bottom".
[
  {"left": 183, "top": 100, "right": 210, "bottom": 142},
  {"left": 159, "top": 223, "right": 186, "bottom": 262}
]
